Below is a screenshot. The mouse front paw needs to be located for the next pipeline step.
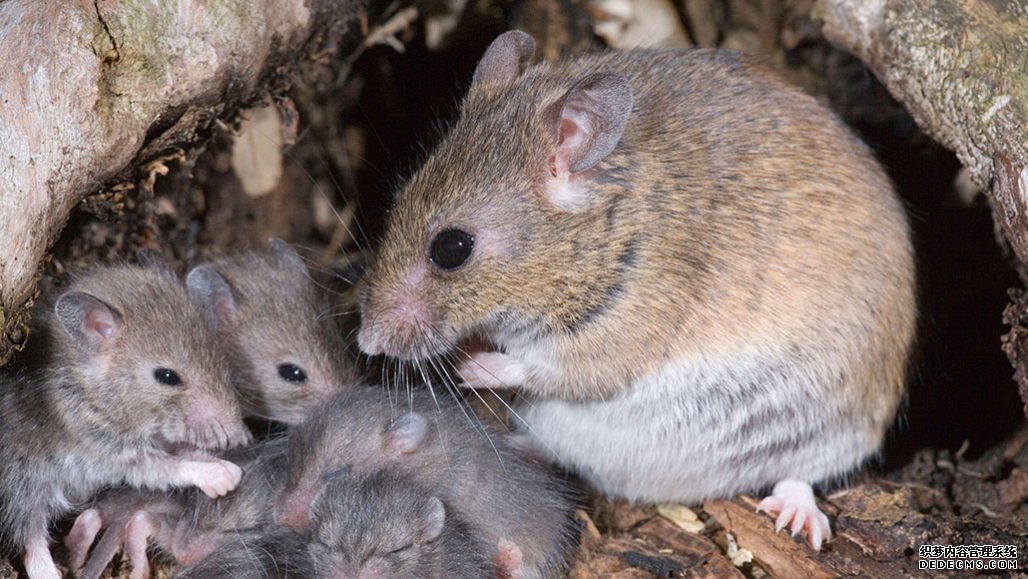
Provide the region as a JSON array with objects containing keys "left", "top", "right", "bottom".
[
  {"left": 495, "top": 538, "right": 525, "bottom": 579},
  {"left": 458, "top": 352, "right": 527, "bottom": 390},
  {"left": 756, "top": 478, "right": 832, "bottom": 551},
  {"left": 184, "top": 459, "right": 242, "bottom": 498}
]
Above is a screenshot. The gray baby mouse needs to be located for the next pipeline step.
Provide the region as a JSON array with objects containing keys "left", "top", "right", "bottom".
[
  {"left": 174, "top": 470, "right": 494, "bottom": 579},
  {"left": 275, "top": 386, "right": 579, "bottom": 578},
  {"left": 356, "top": 31, "right": 917, "bottom": 549},
  {"left": 0, "top": 261, "right": 251, "bottom": 579},
  {"left": 300, "top": 469, "right": 495, "bottom": 579},
  {"left": 186, "top": 239, "right": 359, "bottom": 425},
  {"left": 71, "top": 437, "right": 292, "bottom": 579}
]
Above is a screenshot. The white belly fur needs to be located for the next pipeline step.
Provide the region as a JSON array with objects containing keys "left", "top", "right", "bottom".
[{"left": 514, "top": 349, "right": 877, "bottom": 503}]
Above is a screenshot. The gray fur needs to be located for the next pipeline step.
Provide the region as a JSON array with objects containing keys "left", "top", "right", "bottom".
[
  {"left": 278, "top": 386, "right": 579, "bottom": 578},
  {"left": 0, "top": 264, "right": 250, "bottom": 572}
]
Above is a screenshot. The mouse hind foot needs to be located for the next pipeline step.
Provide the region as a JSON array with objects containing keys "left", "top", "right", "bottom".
[
  {"left": 755, "top": 478, "right": 832, "bottom": 551},
  {"left": 65, "top": 508, "right": 104, "bottom": 570}
]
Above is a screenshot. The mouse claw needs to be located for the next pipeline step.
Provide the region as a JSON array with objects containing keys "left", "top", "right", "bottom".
[
  {"left": 65, "top": 508, "right": 104, "bottom": 570},
  {"left": 756, "top": 479, "right": 832, "bottom": 551}
]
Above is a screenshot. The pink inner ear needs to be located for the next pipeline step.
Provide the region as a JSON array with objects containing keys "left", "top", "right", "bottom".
[
  {"left": 213, "top": 296, "right": 237, "bottom": 324},
  {"left": 84, "top": 307, "right": 117, "bottom": 340},
  {"left": 277, "top": 483, "right": 320, "bottom": 530},
  {"left": 556, "top": 109, "right": 595, "bottom": 176}
]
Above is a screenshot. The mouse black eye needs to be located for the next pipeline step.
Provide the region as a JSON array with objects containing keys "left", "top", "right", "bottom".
[
  {"left": 278, "top": 363, "right": 307, "bottom": 383},
  {"left": 153, "top": 368, "right": 183, "bottom": 387},
  {"left": 429, "top": 228, "right": 474, "bottom": 271}
]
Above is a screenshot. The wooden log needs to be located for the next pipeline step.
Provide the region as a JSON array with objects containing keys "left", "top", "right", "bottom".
[
  {"left": 0, "top": 0, "right": 379, "bottom": 364},
  {"left": 816, "top": 0, "right": 1028, "bottom": 416}
]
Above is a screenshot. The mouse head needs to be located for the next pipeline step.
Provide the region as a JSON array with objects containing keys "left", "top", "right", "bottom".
[
  {"left": 54, "top": 263, "right": 250, "bottom": 451},
  {"left": 305, "top": 472, "right": 448, "bottom": 579},
  {"left": 357, "top": 30, "right": 635, "bottom": 360},
  {"left": 186, "top": 239, "right": 359, "bottom": 424},
  {"left": 276, "top": 390, "right": 436, "bottom": 528}
]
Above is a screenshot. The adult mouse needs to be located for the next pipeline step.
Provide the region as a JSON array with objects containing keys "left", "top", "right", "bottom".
[
  {"left": 0, "top": 260, "right": 251, "bottom": 579},
  {"left": 356, "top": 31, "right": 916, "bottom": 549}
]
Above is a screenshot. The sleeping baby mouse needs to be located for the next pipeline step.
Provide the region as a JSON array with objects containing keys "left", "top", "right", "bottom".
[
  {"left": 0, "top": 260, "right": 250, "bottom": 579},
  {"left": 356, "top": 31, "right": 916, "bottom": 549},
  {"left": 175, "top": 469, "right": 494, "bottom": 579},
  {"left": 276, "top": 386, "right": 579, "bottom": 578}
]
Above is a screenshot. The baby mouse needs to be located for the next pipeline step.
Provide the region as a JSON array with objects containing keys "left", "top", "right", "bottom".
[
  {"left": 276, "top": 386, "right": 579, "bottom": 578},
  {"left": 174, "top": 470, "right": 493, "bottom": 579},
  {"left": 0, "top": 260, "right": 251, "bottom": 579},
  {"left": 71, "top": 436, "right": 291, "bottom": 579},
  {"left": 171, "top": 529, "right": 308, "bottom": 579},
  {"left": 300, "top": 469, "right": 495, "bottom": 579},
  {"left": 186, "top": 239, "right": 359, "bottom": 425},
  {"left": 356, "top": 31, "right": 916, "bottom": 549}
]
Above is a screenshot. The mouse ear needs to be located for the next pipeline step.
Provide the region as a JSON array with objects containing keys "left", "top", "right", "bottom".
[
  {"left": 549, "top": 72, "right": 633, "bottom": 175},
  {"left": 276, "top": 481, "right": 322, "bottom": 531},
  {"left": 267, "top": 238, "right": 309, "bottom": 275},
  {"left": 186, "top": 265, "right": 238, "bottom": 327},
  {"left": 471, "top": 30, "right": 536, "bottom": 88},
  {"left": 417, "top": 497, "right": 446, "bottom": 543},
  {"left": 385, "top": 412, "right": 429, "bottom": 457},
  {"left": 55, "top": 291, "right": 122, "bottom": 353}
]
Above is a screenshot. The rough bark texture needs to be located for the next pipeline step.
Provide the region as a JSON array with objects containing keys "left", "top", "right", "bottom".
[
  {"left": 817, "top": 0, "right": 1028, "bottom": 417},
  {"left": 0, "top": 0, "right": 370, "bottom": 365}
]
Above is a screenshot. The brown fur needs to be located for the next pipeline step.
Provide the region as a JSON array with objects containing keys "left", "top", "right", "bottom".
[{"left": 358, "top": 36, "right": 916, "bottom": 503}]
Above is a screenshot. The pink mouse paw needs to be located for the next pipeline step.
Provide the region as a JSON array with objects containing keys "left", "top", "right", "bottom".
[
  {"left": 756, "top": 478, "right": 832, "bottom": 551},
  {"left": 458, "top": 352, "right": 527, "bottom": 390},
  {"left": 65, "top": 508, "right": 104, "bottom": 570},
  {"left": 125, "top": 511, "right": 155, "bottom": 579},
  {"left": 495, "top": 538, "right": 525, "bottom": 579},
  {"left": 185, "top": 459, "right": 242, "bottom": 498}
]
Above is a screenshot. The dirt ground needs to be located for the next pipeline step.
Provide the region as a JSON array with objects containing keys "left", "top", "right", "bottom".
[{"left": 3, "top": 0, "right": 1027, "bottom": 577}]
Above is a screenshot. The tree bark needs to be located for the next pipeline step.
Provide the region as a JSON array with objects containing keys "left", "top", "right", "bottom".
[
  {"left": 816, "top": 0, "right": 1028, "bottom": 417},
  {"left": 0, "top": 0, "right": 375, "bottom": 364}
]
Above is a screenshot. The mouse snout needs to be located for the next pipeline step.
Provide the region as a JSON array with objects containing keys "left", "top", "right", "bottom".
[
  {"left": 358, "top": 286, "right": 446, "bottom": 361},
  {"left": 183, "top": 396, "right": 251, "bottom": 450}
]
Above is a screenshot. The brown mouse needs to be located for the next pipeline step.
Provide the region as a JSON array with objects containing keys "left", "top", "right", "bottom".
[
  {"left": 0, "top": 261, "right": 251, "bottom": 579},
  {"left": 185, "top": 239, "right": 359, "bottom": 425},
  {"left": 356, "top": 31, "right": 916, "bottom": 550}
]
